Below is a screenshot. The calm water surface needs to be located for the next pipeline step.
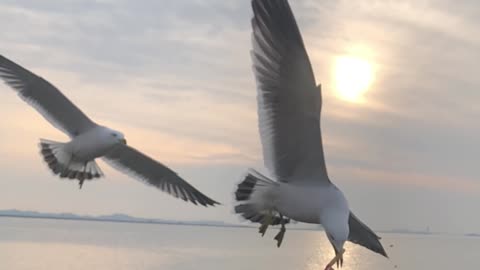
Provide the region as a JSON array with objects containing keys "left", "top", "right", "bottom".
[{"left": 0, "top": 217, "right": 478, "bottom": 270}]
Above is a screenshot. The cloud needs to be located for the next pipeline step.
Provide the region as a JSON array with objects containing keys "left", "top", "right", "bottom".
[
  {"left": 331, "top": 165, "right": 480, "bottom": 193},
  {"left": 1, "top": 0, "right": 479, "bottom": 232}
]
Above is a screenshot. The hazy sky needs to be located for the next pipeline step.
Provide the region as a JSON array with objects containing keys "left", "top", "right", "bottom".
[{"left": 0, "top": 0, "right": 479, "bottom": 234}]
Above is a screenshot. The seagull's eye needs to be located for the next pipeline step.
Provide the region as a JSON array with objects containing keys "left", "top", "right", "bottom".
[{"left": 111, "top": 133, "right": 117, "bottom": 137}]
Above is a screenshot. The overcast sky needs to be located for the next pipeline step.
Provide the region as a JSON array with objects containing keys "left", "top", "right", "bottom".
[{"left": 0, "top": 0, "right": 479, "bottom": 234}]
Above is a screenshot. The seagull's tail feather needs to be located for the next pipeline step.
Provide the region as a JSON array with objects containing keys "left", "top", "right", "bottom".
[
  {"left": 348, "top": 212, "right": 388, "bottom": 257},
  {"left": 39, "top": 139, "right": 103, "bottom": 186},
  {"left": 234, "top": 169, "right": 288, "bottom": 225}
]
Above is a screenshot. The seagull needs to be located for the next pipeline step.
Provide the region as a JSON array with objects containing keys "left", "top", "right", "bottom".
[
  {"left": 234, "top": 0, "right": 387, "bottom": 268},
  {"left": 0, "top": 54, "right": 218, "bottom": 207}
]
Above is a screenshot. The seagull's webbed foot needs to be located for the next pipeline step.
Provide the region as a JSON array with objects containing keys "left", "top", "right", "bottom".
[
  {"left": 258, "top": 211, "right": 273, "bottom": 236},
  {"left": 324, "top": 249, "right": 345, "bottom": 270},
  {"left": 78, "top": 162, "right": 87, "bottom": 189},
  {"left": 274, "top": 223, "right": 286, "bottom": 247},
  {"left": 274, "top": 215, "right": 287, "bottom": 247}
]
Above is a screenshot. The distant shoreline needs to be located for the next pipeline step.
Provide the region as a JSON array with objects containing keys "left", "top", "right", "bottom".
[
  {"left": 0, "top": 209, "right": 321, "bottom": 231},
  {"left": 1, "top": 210, "right": 478, "bottom": 237},
  {"left": 0, "top": 214, "right": 324, "bottom": 231},
  {"left": 0, "top": 213, "right": 250, "bottom": 229},
  {"left": 0, "top": 211, "right": 322, "bottom": 231}
]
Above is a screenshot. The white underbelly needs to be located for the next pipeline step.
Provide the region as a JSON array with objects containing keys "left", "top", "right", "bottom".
[
  {"left": 274, "top": 183, "right": 346, "bottom": 225},
  {"left": 69, "top": 128, "right": 115, "bottom": 161}
]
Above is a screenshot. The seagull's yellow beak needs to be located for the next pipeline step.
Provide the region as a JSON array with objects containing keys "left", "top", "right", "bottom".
[
  {"left": 120, "top": 138, "right": 127, "bottom": 145},
  {"left": 325, "top": 248, "right": 345, "bottom": 270}
]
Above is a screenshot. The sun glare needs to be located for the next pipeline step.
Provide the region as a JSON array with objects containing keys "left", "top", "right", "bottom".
[{"left": 334, "top": 56, "right": 374, "bottom": 102}]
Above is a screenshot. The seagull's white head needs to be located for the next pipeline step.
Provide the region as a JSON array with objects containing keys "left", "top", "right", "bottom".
[
  {"left": 320, "top": 189, "right": 350, "bottom": 268},
  {"left": 326, "top": 230, "right": 347, "bottom": 268},
  {"left": 324, "top": 217, "right": 349, "bottom": 268},
  {"left": 329, "top": 235, "right": 346, "bottom": 253},
  {"left": 102, "top": 127, "right": 127, "bottom": 145}
]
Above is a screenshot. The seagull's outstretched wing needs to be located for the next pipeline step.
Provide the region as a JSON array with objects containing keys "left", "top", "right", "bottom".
[
  {"left": 348, "top": 212, "right": 388, "bottom": 257},
  {"left": 251, "top": 0, "right": 329, "bottom": 183},
  {"left": 0, "top": 55, "right": 96, "bottom": 137},
  {"left": 104, "top": 144, "right": 219, "bottom": 207}
]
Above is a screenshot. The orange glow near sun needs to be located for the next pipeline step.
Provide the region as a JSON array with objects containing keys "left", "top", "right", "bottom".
[{"left": 334, "top": 56, "right": 374, "bottom": 102}]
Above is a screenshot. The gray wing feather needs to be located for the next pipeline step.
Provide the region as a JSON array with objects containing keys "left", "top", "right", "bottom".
[
  {"left": 104, "top": 144, "right": 219, "bottom": 207},
  {"left": 0, "top": 55, "right": 96, "bottom": 137},
  {"left": 251, "top": 0, "right": 328, "bottom": 183},
  {"left": 348, "top": 212, "right": 388, "bottom": 257}
]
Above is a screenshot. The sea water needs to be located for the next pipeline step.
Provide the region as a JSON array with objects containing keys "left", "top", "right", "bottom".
[{"left": 0, "top": 217, "right": 478, "bottom": 270}]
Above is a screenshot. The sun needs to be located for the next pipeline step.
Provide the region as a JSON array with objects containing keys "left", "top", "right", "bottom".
[{"left": 334, "top": 56, "right": 374, "bottom": 102}]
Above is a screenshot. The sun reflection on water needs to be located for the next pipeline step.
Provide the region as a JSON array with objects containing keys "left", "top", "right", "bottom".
[{"left": 303, "top": 235, "right": 372, "bottom": 270}]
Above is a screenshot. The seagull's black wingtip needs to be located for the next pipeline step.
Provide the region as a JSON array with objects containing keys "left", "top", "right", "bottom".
[{"left": 204, "top": 199, "right": 222, "bottom": 207}]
